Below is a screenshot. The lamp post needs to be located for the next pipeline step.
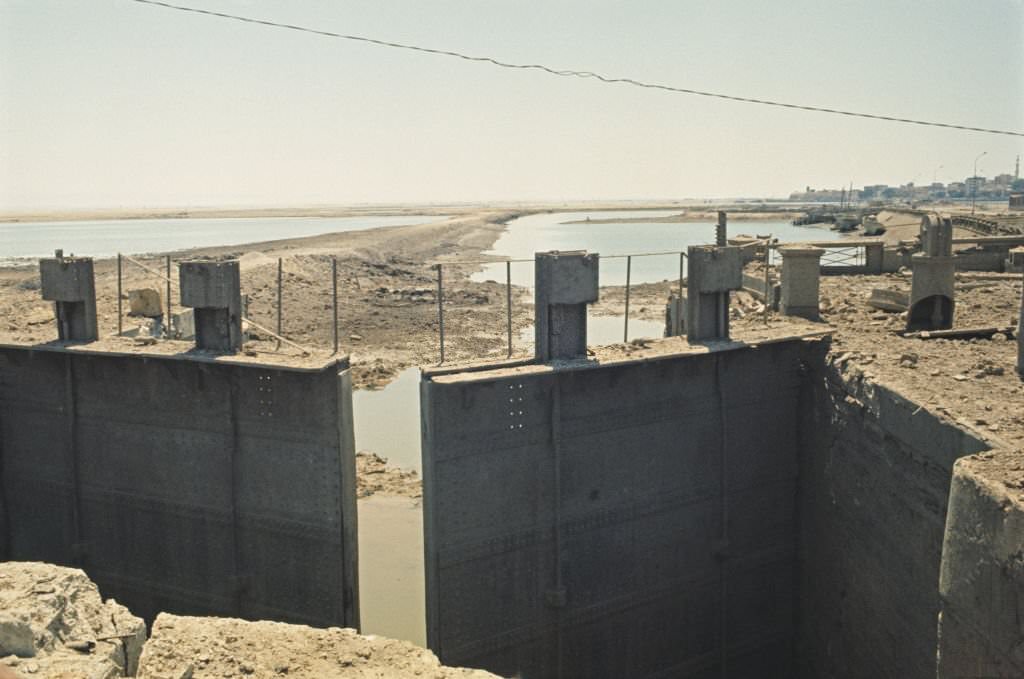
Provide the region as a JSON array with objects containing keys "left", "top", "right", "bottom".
[
  {"left": 933, "top": 164, "right": 943, "bottom": 183},
  {"left": 971, "top": 151, "right": 987, "bottom": 214}
]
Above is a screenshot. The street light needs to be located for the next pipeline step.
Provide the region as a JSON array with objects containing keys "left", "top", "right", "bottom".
[
  {"left": 972, "top": 151, "right": 987, "bottom": 214},
  {"left": 933, "top": 164, "right": 943, "bottom": 183}
]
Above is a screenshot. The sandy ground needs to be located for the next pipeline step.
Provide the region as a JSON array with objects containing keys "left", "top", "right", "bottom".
[{"left": 137, "top": 613, "right": 497, "bottom": 678}]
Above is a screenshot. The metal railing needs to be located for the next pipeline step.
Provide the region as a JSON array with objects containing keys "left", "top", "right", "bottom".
[{"left": 432, "top": 249, "right": 698, "bottom": 365}]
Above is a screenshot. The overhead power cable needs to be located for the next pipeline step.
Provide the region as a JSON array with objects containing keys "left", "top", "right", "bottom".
[{"left": 130, "top": 0, "right": 1023, "bottom": 138}]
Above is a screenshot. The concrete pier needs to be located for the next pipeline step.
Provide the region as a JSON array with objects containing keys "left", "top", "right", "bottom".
[
  {"left": 685, "top": 245, "right": 742, "bottom": 342},
  {"left": 907, "top": 215, "right": 955, "bottom": 332},
  {"left": 180, "top": 260, "right": 243, "bottom": 352},
  {"left": 534, "top": 251, "right": 599, "bottom": 362},
  {"left": 779, "top": 246, "right": 824, "bottom": 320},
  {"left": 39, "top": 255, "right": 98, "bottom": 342}
]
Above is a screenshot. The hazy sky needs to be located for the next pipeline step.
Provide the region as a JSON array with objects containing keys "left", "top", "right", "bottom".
[{"left": 2, "top": 0, "right": 1022, "bottom": 208}]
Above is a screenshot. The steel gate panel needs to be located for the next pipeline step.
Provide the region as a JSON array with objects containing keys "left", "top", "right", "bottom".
[
  {"left": 0, "top": 346, "right": 359, "bottom": 628},
  {"left": 422, "top": 340, "right": 809, "bottom": 678}
]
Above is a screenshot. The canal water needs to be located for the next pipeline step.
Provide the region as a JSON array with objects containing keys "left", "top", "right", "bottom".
[
  {"left": 472, "top": 211, "right": 839, "bottom": 287},
  {"left": 0, "top": 214, "right": 444, "bottom": 262}
]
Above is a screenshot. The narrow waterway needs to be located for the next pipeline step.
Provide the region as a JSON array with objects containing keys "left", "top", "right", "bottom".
[{"left": 472, "top": 211, "right": 840, "bottom": 287}]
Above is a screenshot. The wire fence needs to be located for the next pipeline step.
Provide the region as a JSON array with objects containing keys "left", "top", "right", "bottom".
[
  {"left": 430, "top": 242, "right": 787, "bottom": 365},
  {"left": 115, "top": 253, "right": 332, "bottom": 356}
]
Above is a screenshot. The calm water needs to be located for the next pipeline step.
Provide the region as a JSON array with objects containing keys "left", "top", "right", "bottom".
[
  {"left": 472, "top": 211, "right": 840, "bottom": 287},
  {"left": 357, "top": 496, "right": 425, "bottom": 646},
  {"left": 0, "top": 214, "right": 444, "bottom": 261}
]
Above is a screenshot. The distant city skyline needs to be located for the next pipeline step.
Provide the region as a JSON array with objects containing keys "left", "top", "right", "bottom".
[{"left": 2, "top": 0, "right": 1022, "bottom": 210}]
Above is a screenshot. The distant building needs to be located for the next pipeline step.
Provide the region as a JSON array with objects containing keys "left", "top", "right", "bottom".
[{"left": 1010, "top": 193, "right": 1024, "bottom": 211}]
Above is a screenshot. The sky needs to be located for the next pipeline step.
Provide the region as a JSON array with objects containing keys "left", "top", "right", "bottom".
[{"left": 1, "top": 0, "right": 1022, "bottom": 209}]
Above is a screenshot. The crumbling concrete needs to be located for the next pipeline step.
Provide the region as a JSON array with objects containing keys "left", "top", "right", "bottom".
[
  {"left": 534, "top": 251, "right": 599, "bottom": 362},
  {"left": 779, "top": 246, "right": 824, "bottom": 320},
  {"left": 179, "top": 260, "right": 243, "bottom": 352},
  {"left": 137, "top": 614, "right": 499, "bottom": 679},
  {"left": 908, "top": 215, "right": 956, "bottom": 331},
  {"left": 938, "top": 451, "right": 1024, "bottom": 678},
  {"left": 0, "top": 562, "right": 146, "bottom": 678},
  {"left": 39, "top": 255, "right": 98, "bottom": 342}
]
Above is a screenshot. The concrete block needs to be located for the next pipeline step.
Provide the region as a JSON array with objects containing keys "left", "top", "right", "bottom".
[
  {"left": 690, "top": 246, "right": 742, "bottom": 293},
  {"left": 907, "top": 254, "right": 956, "bottom": 331},
  {"left": 938, "top": 455, "right": 1024, "bottom": 678},
  {"left": 179, "top": 260, "right": 240, "bottom": 309},
  {"left": 1005, "top": 246, "right": 1024, "bottom": 274},
  {"left": 920, "top": 213, "right": 953, "bottom": 257},
  {"left": 534, "top": 251, "right": 598, "bottom": 362},
  {"left": 0, "top": 614, "right": 34, "bottom": 657},
  {"left": 39, "top": 257, "right": 94, "bottom": 302},
  {"left": 171, "top": 308, "right": 195, "bottom": 340},
  {"left": 779, "top": 246, "right": 824, "bottom": 320},
  {"left": 664, "top": 293, "right": 685, "bottom": 337},
  {"left": 865, "top": 242, "right": 884, "bottom": 274},
  {"left": 534, "top": 251, "right": 599, "bottom": 304},
  {"left": 129, "top": 288, "right": 163, "bottom": 317},
  {"left": 38, "top": 256, "right": 97, "bottom": 342},
  {"left": 178, "top": 260, "right": 242, "bottom": 352},
  {"left": 685, "top": 246, "right": 741, "bottom": 342}
]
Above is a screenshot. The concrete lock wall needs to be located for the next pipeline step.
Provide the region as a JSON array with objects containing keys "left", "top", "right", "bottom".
[
  {"left": 0, "top": 345, "right": 359, "bottom": 628},
  {"left": 796, "top": 356, "right": 989, "bottom": 678},
  {"left": 420, "top": 338, "right": 814, "bottom": 678}
]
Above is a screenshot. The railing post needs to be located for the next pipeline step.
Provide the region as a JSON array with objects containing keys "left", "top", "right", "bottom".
[
  {"left": 506, "top": 260, "right": 513, "bottom": 358},
  {"left": 116, "top": 253, "right": 123, "bottom": 336},
  {"left": 678, "top": 252, "right": 685, "bottom": 300},
  {"left": 436, "top": 264, "right": 445, "bottom": 364},
  {"left": 623, "top": 255, "right": 632, "bottom": 343},
  {"left": 165, "top": 255, "right": 172, "bottom": 338},
  {"left": 764, "top": 236, "right": 772, "bottom": 324},
  {"left": 277, "top": 257, "right": 283, "bottom": 350},
  {"left": 332, "top": 257, "right": 339, "bottom": 355}
]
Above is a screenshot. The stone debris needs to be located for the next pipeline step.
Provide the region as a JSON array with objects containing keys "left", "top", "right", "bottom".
[
  {"left": 356, "top": 451, "right": 422, "bottom": 500},
  {"left": 0, "top": 562, "right": 146, "bottom": 678},
  {"left": 137, "top": 614, "right": 499, "bottom": 679},
  {"left": 867, "top": 287, "right": 909, "bottom": 313},
  {"left": 128, "top": 288, "right": 163, "bottom": 318}
]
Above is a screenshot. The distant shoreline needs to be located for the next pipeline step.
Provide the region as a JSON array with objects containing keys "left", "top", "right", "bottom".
[
  {"left": 560, "top": 210, "right": 803, "bottom": 225},
  {"left": 0, "top": 201, "right": 797, "bottom": 224}
]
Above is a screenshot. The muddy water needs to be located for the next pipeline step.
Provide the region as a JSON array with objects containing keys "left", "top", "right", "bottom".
[
  {"left": 352, "top": 368, "right": 422, "bottom": 472},
  {"left": 357, "top": 496, "right": 425, "bottom": 646}
]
